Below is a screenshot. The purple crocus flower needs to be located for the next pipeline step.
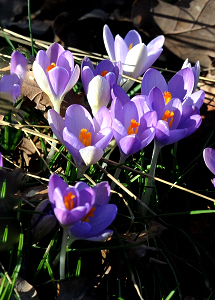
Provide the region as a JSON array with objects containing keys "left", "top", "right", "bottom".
[
  {"left": 33, "top": 43, "right": 80, "bottom": 113},
  {"left": 81, "top": 57, "right": 122, "bottom": 116},
  {"left": 48, "top": 174, "right": 95, "bottom": 228},
  {"left": 69, "top": 181, "right": 117, "bottom": 241},
  {"left": 48, "top": 104, "right": 113, "bottom": 172},
  {"left": 203, "top": 148, "right": 215, "bottom": 187},
  {"left": 147, "top": 87, "right": 203, "bottom": 148},
  {"left": 182, "top": 59, "right": 200, "bottom": 92},
  {"left": 111, "top": 88, "right": 157, "bottom": 160},
  {"left": 0, "top": 51, "right": 28, "bottom": 103},
  {"left": 103, "top": 24, "right": 164, "bottom": 92}
]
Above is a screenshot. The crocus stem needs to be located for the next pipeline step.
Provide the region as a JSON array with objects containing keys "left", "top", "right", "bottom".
[
  {"left": 46, "top": 103, "right": 60, "bottom": 164},
  {"left": 111, "top": 154, "right": 126, "bottom": 191},
  {"left": 140, "top": 141, "right": 161, "bottom": 216},
  {"left": 60, "top": 227, "right": 69, "bottom": 280},
  {"left": 52, "top": 236, "right": 75, "bottom": 269}
]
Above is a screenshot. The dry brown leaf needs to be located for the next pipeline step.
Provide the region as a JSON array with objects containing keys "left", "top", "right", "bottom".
[{"left": 132, "top": 0, "right": 215, "bottom": 67}]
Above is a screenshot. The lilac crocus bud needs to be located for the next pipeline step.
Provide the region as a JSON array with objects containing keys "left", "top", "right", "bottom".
[
  {"left": 182, "top": 59, "right": 200, "bottom": 92},
  {"left": 33, "top": 43, "right": 80, "bottom": 114}
]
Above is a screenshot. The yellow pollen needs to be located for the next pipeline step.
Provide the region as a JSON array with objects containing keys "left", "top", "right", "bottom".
[
  {"left": 79, "top": 128, "right": 91, "bottom": 147},
  {"left": 128, "top": 43, "right": 133, "bottom": 51},
  {"left": 127, "top": 119, "right": 140, "bottom": 135},
  {"left": 46, "top": 63, "right": 56, "bottom": 72},
  {"left": 64, "top": 192, "right": 75, "bottom": 210},
  {"left": 163, "top": 91, "right": 172, "bottom": 104},
  {"left": 82, "top": 206, "right": 96, "bottom": 223},
  {"left": 101, "top": 70, "right": 108, "bottom": 77},
  {"left": 162, "top": 110, "right": 174, "bottom": 128}
]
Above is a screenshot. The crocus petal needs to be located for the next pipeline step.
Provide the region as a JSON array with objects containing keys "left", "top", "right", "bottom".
[
  {"left": 148, "top": 87, "right": 166, "bottom": 119},
  {"left": 183, "top": 90, "right": 205, "bottom": 109},
  {"left": 62, "top": 64, "right": 80, "bottom": 97},
  {"left": 124, "top": 30, "right": 142, "bottom": 48},
  {"left": 81, "top": 66, "right": 94, "bottom": 94},
  {"left": 63, "top": 127, "right": 84, "bottom": 163},
  {"left": 48, "top": 174, "right": 68, "bottom": 205},
  {"left": 103, "top": 24, "right": 116, "bottom": 61},
  {"left": 48, "top": 109, "right": 65, "bottom": 144},
  {"left": 84, "top": 204, "right": 117, "bottom": 237},
  {"left": 93, "top": 106, "right": 112, "bottom": 132},
  {"left": 203, "top": 148, "right": 215, "bottom": 175},
  {"left": 79, "top": 146, "right": 104, "bottom": 166},
  {"left": 10, "top": 51, "right": 28, "bottom": 83},
  {"left": 46, "top": 42, "right": 65, "bottom": 64},
  {"left": 93, "top": 181, "right": 111, "bottom": 205},
  {"left": 87, "top": 75, "right": 110, "bottom": 116},
  {"left": 84, "top": 229, "right": 113, "bottom": 242},
  {"left": 57, "top": 50, "right": 74, "bottom": 72},
  {"left": 48, "top": 67, "right": 69, "bottom": 100},
  {"left": 33, "top": 61, "right": 55, "bottom": 103},
  {"left": 141, "top": 68, "right": 168, "bottom": 95},
  {"left": 35, "top": 50, "right": 50, "bottom": 72},
  {"left": 65, "top": 104, "right": 94, "bottom": 136},
  {"left": 70, "top": 221, "right": 92, "bottom": 238},
  {"left": 115, "top": 35, "right": 128, "bottom": 64},
  {"left": 112, "top": 119, "right": 127, "bottom": 143},
  {"left": 168, "top": 68, "right": 194, "bottom": 100},
  {"left": 119, "top": 134, "right": 142, "bottom": 156},
  {"left": 54, "top": 206, "right": 89, "bottom": 227},
  {"left": 93, "top": 127, "right": 113, "bottom": 149}
]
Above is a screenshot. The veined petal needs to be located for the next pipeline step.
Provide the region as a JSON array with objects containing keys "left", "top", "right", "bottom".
[
  {"left": 147, "top": 35, "right": 165, "bottom": 52},
  {"left": 112, "top": 119, "right": 127, "bottom": 143},
  {"left": 48, "top": 109, "right": 65, "bottom": 144},
  {"left": 93, "top": 181, "right": 111, "bottom": 205},
  {"left": 148, "top": 87, "right": 166, "bottom": 119},
  {"left": 203, "top": 148, "right": 215, "bottom": 175},
  {"left": 10, "top": 51, "right": 28, "bottom": 82},
  {"left": 183, "top": 90, "right": 205, "bottom": 109},
  {"left": 81, "top": 66, "right": 94, "bottom": 94},
  {"left": 79, "top": 146, "right": 104, "bottom": 166},
  {"left": 103, "top": 25, "right": 116, "bottom": 61},
  {"left": 63, "top": 127, "right": 84, "bottom": 163},
  {"left": 141, "top": 48, "right": 163, "bottom": 75},
  {"left": 87, "top": 75, "right": 110, "bottom": 116},
  {"left": 58, "top": 50, "right": 74, "bottom": 71},
  {"left": 35, "top": 50, "right": 50, "bottom": 72}
]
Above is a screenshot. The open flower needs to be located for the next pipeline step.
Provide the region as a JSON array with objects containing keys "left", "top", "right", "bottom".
[
  {"left": 48, "top": 174, "right": 96, "bottom": 228},
  {"left": 33, "top": 43, "right": 80, "bottom": 113},
  {"left": 182, "top": 59, "right": 200, "bottom": 92},
  {"left": 0, "top": 51, "right": 28, "bottom": 104},
  {"left": 203, "top": 148, "right": 215, "bottom": 187},
  {"left": 103, "top": 24, "right": 164, "bottom": 91},
  {"left": 81, "top": 57, "right": 122, "bottom": 115},
  {"left": 147, "top": 87, "right": 203, "bottom": 148},
  {"left": 111, "top": 91, "right": 156, "bottom": 160},
  {"left": 48, "top": 104, "right": 113, "bottom": 172},
  {"left": 69, "top": 181, "right": 117, "bottom": 241}
]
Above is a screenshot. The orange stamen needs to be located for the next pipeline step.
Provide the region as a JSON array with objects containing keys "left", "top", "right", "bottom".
[
  {"left": 163, "top": 91, "right": 172, "bottom": 104},
  {"left": 101, "top": 70, "right": 108, "bottom": 77},
  {"left": 82, "top": 206, "right": 96, "bottom": 222},
  {"left": 162, "top": 110, "right": 174, "bottom": 128},
  {"left": 79, "top": 129, "right": 91, "bottom": 147},
  {"left": 128, "top": 43, "right": 133, "bottom": 51},
  {"left": 64, "top": 192, "right": 75, "bottom": 210},
  {"left": 46, "top": 63, "right": 56, "bottom": 72},
  {"left": 127, "top": 119, "right": 140, "bottom": 135}
]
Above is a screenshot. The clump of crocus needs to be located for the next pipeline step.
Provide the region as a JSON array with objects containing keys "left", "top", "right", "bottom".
[
  {"left": 203, "top": 148, "right": 215, "bottom": 187},
  {"left": 33, "top": 43, "right": 80, "bottom": 113},
  {"left": 48, "top": 104, "right": 113, "bottom": 173},
  {"left": 81, "top": 57, "right": 122, "bottom": 115},
  {"left": 48, "top": 173, "right": 97, "bottom": 279},
  {"left": 103, "top": 24, "right": 164, "bottom": 91},
  {"left": 0, "top": 51, "right": 28, "bottom": 104},
  {"left": 69, "top": 181, "right": 117, "bottom": 242},
  {"left": 182, "top": 59, "right": 200, "bottom": 92}
]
